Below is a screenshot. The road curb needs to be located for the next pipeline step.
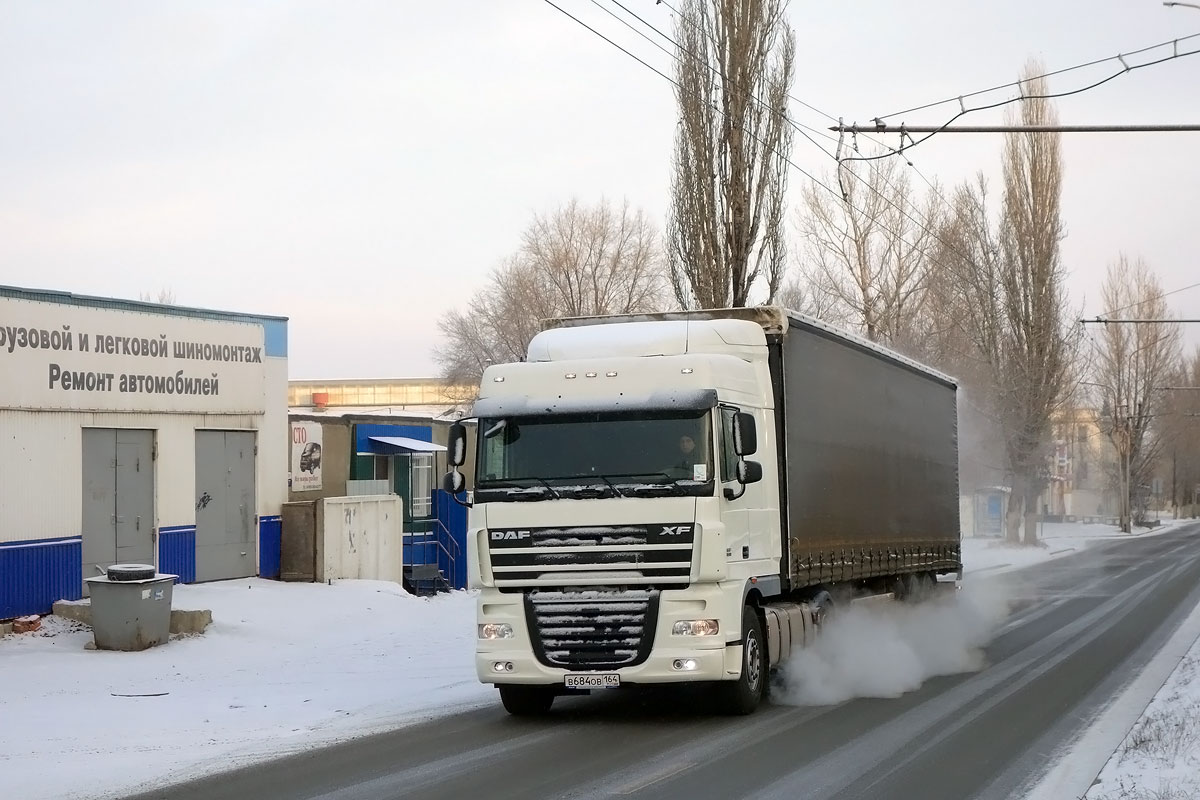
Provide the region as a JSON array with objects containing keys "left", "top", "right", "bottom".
[{"left": 1023, "top": 593, "right": 1200, "bottom": 800}]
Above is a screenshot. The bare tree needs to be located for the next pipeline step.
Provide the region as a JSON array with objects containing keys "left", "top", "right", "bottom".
[
  {"left": 774, "top": 272, "right": 844, "bottom": 322},
  {"left": 138, "top": 288, "right": 177, "bottom": 304},
  {"left": 1160, "top": 348, "right": 1200, "bottom": 517},
  {"left": 667, "top": 0, "right": 795, "bottom": 309},
  {"left": 435, "top": 199, "right": 668, "bottom": 387},
  {"left": 796, "top": 155, "right": 943, "bottom": 350},
  {"left": 937, "top": 62, "right": 1077, "bottom": 545},
  {"left": 1092, "top": 256, "right": 1181, "bottom": 531}
]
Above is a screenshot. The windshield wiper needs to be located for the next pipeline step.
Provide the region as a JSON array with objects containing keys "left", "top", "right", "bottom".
[
  {"left": 556, "top": 472, "right": 672, "bottom": 498},
  {"left": 530, "top": 477, "right": 562, "bottom": 499},
  {"left": 478, "top": 479, "right": 558, "bottom": 501},
  {"left": 595, "top": 474, "right": 626, "bottom": 498},
  {"left": 626, "top": 481, "right": 691, "bottom": 498}
]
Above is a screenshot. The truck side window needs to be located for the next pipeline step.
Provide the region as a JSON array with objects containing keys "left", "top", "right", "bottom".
[{"left": 719, "top": 406, "right": 738, "bottom": 482}]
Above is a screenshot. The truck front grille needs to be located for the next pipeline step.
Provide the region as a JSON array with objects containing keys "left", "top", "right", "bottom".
[
  {"left": 488, "top": 524, "right": 694, "bottom": 588},
  {"left": 525, "top": 588, "right": 660, "bottom": 670}
]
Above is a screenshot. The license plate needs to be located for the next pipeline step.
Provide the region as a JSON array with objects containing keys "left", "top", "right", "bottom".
[{"left": 564, "top": 673, "right": 620, "bottom": 689}]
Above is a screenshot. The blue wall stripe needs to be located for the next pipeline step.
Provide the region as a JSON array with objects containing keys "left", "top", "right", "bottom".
[
  {"left": 0, "top": 538, "right": 82, "bottom": 618},
  {"left": 158, "top": 528, "right": 196, "bottom": 584},
  {"left": 262, "top": 319, "right": 288, "bottom": 358},
  {"left": 259, "top": 517, "right": 282, "bottom": 580}
]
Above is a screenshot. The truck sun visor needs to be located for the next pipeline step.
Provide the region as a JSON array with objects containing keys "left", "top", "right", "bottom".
[{"left": 472, "top": 388, "right": 719, "bottom": 418}]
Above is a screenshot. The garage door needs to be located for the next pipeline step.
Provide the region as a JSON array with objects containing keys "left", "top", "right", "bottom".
[
  {"left": 81, "top": 429, "right": 155, "bottom": 592},
  {"left": 195, "top": 430, "right": 257, "bottom": 582}
]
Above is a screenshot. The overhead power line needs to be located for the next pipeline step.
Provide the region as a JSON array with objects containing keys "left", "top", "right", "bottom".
[
  {"left": 876, "top": 32, "right": 1200, "bottom": 121},
  {"left": 1102, "top": 280, "right": 1200, "bottom": 316},
  {"left": 840, "top": 37, "right": 1200, "bottom": 165},
  {"left": 598, "top": 0, "right": 961, "bottom": 255},
  {"left": 1081, "top": 318, "right": 1200, "bottom": 324},
  {"left": 540, "top": 0, "right": 678, "bottom": 86},
  {"left": 835, "top": 123, "right": 1200, "bottom": 134}
]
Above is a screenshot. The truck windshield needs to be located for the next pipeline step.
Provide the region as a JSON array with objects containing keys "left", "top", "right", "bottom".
[{"left": 475, "top": 409, "right": 714, "bottom": 500}]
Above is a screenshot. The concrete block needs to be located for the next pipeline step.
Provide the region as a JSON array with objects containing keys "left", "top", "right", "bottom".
[
  {"left": 53, "top": 600, "right": 92, "bottom": 625},
  {"left": 52, "top": 600, "right": 211, "bottom": 635},
  {"left": 1, "top": 621, "right": 13, "bottom": 637},
  {"left": 169, "top": 609, "right": 212, "bottom": 635}
]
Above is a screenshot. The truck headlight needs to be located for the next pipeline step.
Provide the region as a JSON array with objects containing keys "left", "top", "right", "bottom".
[
  {"left": 672, "top": 619, "right": 720, "bottom": 636},
  {"left": 478, "top": 622, "right": 514, "bottom": 640}
]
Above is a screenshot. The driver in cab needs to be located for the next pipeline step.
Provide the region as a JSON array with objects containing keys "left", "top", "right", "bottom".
[{"left": 667, "top": 434, "right": 709, "bottom": 482}]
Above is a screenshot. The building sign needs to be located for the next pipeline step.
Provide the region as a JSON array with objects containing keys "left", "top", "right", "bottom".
[
  {"left": 0, "top": 296, "right": 267, "bottom": 414},
  {"left": 291, "top": 422, "right": 323, "bottom": 491}
]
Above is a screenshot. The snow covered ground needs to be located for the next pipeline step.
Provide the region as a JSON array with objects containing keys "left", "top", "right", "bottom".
[
  {"left": 1085, "top": 630, "right": 1200, "bottom": 800},
  {"left": 962, "top": 518, "right": 1185, "bottom": 576},
  {"left": 1, "top": 518, "right": 1196, "bottom": 800},
  {"left": 0, "top": 580, "right": 489, "bottom": 800}
]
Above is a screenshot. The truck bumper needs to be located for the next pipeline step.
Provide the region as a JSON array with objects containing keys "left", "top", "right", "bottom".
[{"left": 476, "top": 587, "right": 742, "bottom": 686}]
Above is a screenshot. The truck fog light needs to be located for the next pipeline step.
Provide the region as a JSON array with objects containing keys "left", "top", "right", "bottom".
[
  {"left": 672, "top": 619, "right": 720, "bottom": 636},
  {"left": 492, "top": 661, "right": 514, "bottom": 673},
  {"left": 672, "top": 659, "right": 698, "bottom": 671},
  {"left": 479, "top": 622, "right": 514, "bottom": 640}
]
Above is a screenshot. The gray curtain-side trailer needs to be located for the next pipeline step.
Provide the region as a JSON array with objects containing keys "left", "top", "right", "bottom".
[{"left": 549, "top": 306, "right": 963, "bottom": 594}]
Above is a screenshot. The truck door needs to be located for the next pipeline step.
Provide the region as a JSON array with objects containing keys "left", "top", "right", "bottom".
[{"left": 718, "top": 406, "right": 751, "bottom": 565}]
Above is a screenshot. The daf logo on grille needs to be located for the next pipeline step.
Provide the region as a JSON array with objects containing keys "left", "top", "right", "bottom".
[
  {"left": 659, "top": 525, "right": 692, "bottom": 536},
  {"left": 491, "top": 530, "right": 531, "bottom": 541}
]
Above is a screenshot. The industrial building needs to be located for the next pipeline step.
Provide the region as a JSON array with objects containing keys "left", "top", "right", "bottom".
[
  {"left": 284, "top": 381, "right": 472, "bottom": 590},
  {"left": 0, "top": 285, "right": 288, "bottom": 619}
]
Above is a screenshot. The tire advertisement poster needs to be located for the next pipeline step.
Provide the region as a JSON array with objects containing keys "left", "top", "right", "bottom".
[{"left": 291, "top": 422, "right": 322, "bottom": 492}]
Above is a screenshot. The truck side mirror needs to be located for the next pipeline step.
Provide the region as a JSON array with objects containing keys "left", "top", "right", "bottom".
[
  {"left": 724, "top": 459, "right": 763, "bottom": 500},
  {"left": 448, "top": 423, "right": 467, "bottom": 467},
  {"left": 442, "top": 470, "right": 466, "bottom": 495},
  {"left": 733, "top": 412, "right": 757, "bottom": 457},
  {"left": 737, "top": 459, "right": 763, "bottom": 485}
]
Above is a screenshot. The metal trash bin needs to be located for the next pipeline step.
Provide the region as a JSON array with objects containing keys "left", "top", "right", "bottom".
[{"left": 85, "top": 564, "right": 178, "bottom": 651}]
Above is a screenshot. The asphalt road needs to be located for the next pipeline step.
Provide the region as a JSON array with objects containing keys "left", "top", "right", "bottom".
[{"left": 132, "top": 523, "right": 1200, "bottom": 800}]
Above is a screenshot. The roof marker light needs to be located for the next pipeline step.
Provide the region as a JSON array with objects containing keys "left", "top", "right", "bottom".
[
  {"left": 493, "top": 376, "right": 505, "bottom": 382},
  {"left": 606, "top": 371, "right": 618, "bottom": 377},
  {"left": 585, "top": 371, "right": 597, "bottom": 378},
  {"left": 565, "top": 373, "right": 577, "bottom": 379},
  {"left": 681, "top": 368, "right": 694, "bottom": 374}
]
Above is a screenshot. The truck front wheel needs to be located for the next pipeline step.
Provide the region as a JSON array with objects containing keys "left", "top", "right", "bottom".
[
  {"left": 498, "top": 685, "right": 555, "bottom": 716},
  {"left": 716, "top": 606, "right": 765, "bottom": 715}
]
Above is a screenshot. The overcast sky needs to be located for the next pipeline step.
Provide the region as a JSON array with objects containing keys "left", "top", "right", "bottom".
[{"left": 1, "top": 1, "right": 1197, "bottom": 379}]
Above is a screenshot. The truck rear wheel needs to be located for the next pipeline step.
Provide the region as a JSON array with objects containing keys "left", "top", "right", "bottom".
[
  {"left": 717, "top": 606, "right": 765, "bottom": 716},
  {"left": 498, "top": 685, "right": 555, "bottom": 716}
]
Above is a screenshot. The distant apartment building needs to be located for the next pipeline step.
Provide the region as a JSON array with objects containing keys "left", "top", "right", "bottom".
[{"left": 1043, "top": 407, "right": 1119, "bottom": 520}]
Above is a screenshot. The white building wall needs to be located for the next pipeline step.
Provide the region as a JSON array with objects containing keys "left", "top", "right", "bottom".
[
  {"left": 0, "top": 287, "right": 288, "bottom": 618},
  {"left": 0, "top": 409, "right": 268, "bottom": 545},
  {"left": 259, "top": 357, "right": 289, "bottom": 518}
]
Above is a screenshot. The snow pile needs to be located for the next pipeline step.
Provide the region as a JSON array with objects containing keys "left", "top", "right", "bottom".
[
  {"left": 1086, "top": 642, "right": 1200, "bottom": 800},
  {"left": 0, "top": 579, "right": 487, "bottom": 800},
  {"left": 775, "top": 581, "right": 1012, "bottom": 706}
]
